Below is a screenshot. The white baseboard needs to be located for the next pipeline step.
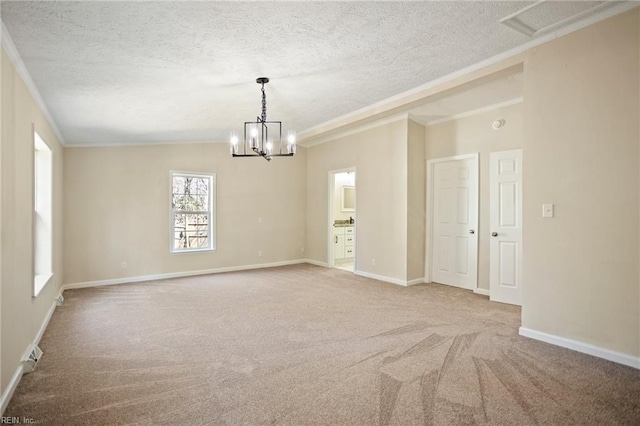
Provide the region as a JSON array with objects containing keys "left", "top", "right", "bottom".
[
  {"left": 1, "top": 288, "right": 62, "bottom": 415},
  {"left": 519, "top": 327, "right": 640, "bottom": 370},
  {"left": 0, "top": 365, "right": 24, "bottom": 416},
  {"left": 34, "top": 292, "right": 59, "bottom": 345},
  {"left": 304, "top": 259, "right": 330, "bottom": 268},
  {"left": 62, "top": 259, "right": 314, "bottom": 291},
  {"left": 473, "top": 288, "right": 490, "bottom": 296},
  {"left": 305, "top": 262, "right": 422, "bottom": 287},
  {"left": 354, "top": 270, "right": 414, "bottom": 287}
]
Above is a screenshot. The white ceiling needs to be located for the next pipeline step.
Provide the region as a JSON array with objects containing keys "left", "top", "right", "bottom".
[{"left": 0, "top": 1, "right": 631, "bottom": 146}]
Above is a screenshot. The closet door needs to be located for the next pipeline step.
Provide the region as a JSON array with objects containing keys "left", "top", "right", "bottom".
[
  {"left": 431, "top": 157, "right": 478, "bottom": 290},
  {"left": 490, "top": 149, "right": 523, "bottom": 306}
]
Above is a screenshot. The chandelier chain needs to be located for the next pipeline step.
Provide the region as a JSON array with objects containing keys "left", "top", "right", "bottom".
[{"left": 261, "top": 82, "right": 267, "bottom": 122}]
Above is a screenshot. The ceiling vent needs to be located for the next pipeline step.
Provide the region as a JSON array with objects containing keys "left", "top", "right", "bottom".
[{"left": 500, "top": 0, "right": 617, "bottom": 37}]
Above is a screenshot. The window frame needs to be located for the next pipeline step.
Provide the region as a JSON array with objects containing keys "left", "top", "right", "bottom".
[
  {"left": 169, "top": 171, "right": 216, "bottom": 254},
  {"left": 33, "top": 128, "right": 53, "bottom": 297}
]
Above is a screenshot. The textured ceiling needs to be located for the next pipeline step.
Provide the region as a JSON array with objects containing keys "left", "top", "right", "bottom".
[{"left": 0, "top": 1, "right": 626, "bottom": 146}]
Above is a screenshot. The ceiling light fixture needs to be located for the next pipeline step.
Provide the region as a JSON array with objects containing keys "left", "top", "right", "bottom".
[{"left": 230, "top": 77, "right": 296, "bottom": 161}]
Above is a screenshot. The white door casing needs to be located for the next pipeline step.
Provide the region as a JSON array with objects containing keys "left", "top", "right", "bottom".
[
  {"left": 489, "top": 149, "right": 523, "bottom": 306},
  {"left": 428, "top": 155, "right": 479, "bottom": 290}
]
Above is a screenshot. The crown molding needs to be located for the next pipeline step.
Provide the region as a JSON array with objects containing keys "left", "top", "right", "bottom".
[
  {"left": 1, "top": 21, "right": 67, "bottom": 146},
  {"left": 64, "top": 139, "right": 223, "bottom": 148},
  {"left": 300, "top": 112, "right": 409, "bottom": 148}
]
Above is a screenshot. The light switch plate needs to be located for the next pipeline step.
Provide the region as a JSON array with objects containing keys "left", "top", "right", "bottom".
[{"left": 542, "top": 203, "right": 554, "bottom": 218}]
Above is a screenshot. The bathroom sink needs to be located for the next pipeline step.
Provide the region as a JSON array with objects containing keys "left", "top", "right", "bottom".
[{"left": 333, "top": 221, "right": 354, "bottom": 227}]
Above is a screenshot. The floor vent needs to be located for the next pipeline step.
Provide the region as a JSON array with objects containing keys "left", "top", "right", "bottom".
[
  {"left": 23, "top": 344, "right": 43, "bottom": 373},
  {"left": 55, "top": 294, "right": 64, "bottom": 306}
]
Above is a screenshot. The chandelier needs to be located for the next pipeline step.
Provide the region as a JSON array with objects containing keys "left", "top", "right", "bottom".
[{"left": 229, "top": 77, "right": 296, "bottom": 161}]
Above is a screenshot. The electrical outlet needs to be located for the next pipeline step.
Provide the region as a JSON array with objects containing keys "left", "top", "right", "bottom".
[
  {"left": 371, "top": 258, "right": 376, "bottom": 266},
  {"left": 258, "top": 251, "right": 263, "bottom": 257},
  {"left": 121, "top": 262, "right": 128, "bottom": 269},
  {"left": 300, "top": 247, "right": 305, "bottom": 254},
  {"left": 258, "top": 216, "right": 262, "bottom": 223}
]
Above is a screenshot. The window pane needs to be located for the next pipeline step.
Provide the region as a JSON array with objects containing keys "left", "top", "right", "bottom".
[
  {"left": 172, "top": 175, "right": 209, "bottom": 212},
  {"left": 185, "top": 231, "right": 208, "bottom": 248},
  {"left": 195, "top": 194, "right": 208, "bottom": 211},
  {"left": 172, "top": 194, "right": 184, "bottom": 210},
  {"left": 173, "top": 213, "right": 209, "bottom": 249},
  {"left": 172, "top": 176, "right": 186, "bottom": 194},
  {"left": 195, "top": 177, "right": 209, "bottom": 194}
]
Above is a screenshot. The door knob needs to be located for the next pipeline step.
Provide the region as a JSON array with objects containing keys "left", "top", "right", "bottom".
[
  {"left": 491, "top": 232, "right": 498, "bottom": 237},
  {"left": 469, "top": 229, "right": 475, "bottom": 234}
]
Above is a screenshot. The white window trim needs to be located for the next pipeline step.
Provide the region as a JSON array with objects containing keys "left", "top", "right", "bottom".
[
  {"left": 34, "top": 273, "right": 53, "bottom": 297},
  {"left": 33, "top": 127, "right": 53, "bottom": 298},
  {"left": 170, "top": 171, "right": 216, "bottom": 254}
]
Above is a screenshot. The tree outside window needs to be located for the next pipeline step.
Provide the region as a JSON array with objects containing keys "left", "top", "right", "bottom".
[{"left": 171, "top": 172, "right": 215, "bottom": 252}]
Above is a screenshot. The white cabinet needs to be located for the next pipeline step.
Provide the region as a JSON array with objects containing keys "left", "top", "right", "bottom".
[
  {"left": 333, "top": 226, "right": 355, "bottom": 260},
  {"left": 334, "top": 233, "right": 345, "bottom": 259}
]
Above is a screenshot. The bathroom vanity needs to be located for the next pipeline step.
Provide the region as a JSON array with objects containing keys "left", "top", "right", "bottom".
[{"left": 333, "top": 223, "right": 354, "bottom": 260}]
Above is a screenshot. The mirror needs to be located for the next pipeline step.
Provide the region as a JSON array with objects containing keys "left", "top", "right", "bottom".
[{"left": 341, "top": 186, "right": 355, "bottom": 212}]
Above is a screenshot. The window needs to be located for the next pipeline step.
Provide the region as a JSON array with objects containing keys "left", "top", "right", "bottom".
[
  {"left": 171, "top": 172, "right": 215, "bottom": 253},
  {"left": 34, "top": 130, "right": 53, "bottom": 297}
]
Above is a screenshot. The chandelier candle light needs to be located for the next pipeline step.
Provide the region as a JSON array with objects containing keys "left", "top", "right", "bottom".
[{"left": 230, "top": 77, "right": 296, "bottom": 161}]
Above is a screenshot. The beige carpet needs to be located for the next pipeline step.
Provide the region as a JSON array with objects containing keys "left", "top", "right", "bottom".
[{"left": 5, "top": 264, "right": 640, "bottom": 425}]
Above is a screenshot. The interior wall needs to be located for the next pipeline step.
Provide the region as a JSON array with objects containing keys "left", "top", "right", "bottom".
[
  {"left": 425, "top": 102, "right": 524, "bottom": 291},
  {"left": 1, "top": 48, "right": 64, "bottom": 394},
  {"left": 521, "top": 9, "right": 640, "bottom": 357},
  {"left": 407, "top": 119, "right": 426, "bottom": 281},
  {"left": 63, "top": 143, "right": 306, "bottom": 284},
  {"left": 306, "top": 119, "right": 408, "bottom": 281}
]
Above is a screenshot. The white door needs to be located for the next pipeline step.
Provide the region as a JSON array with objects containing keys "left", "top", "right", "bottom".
[
  {"left": 431, "top": 157, "right": 478, "bottom": 289},
  {"left": 490, "top": 149, "right": 523, "bottom": 306}
]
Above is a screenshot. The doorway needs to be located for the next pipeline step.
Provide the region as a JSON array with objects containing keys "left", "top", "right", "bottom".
[
  {"left": 426, "top": 154, "right": 479, "bottom": 290},
  {"left": 425, "top": 151, "right": 523, "bottom": 307},
  {"left": 329, "top": 168, "right": 356, "bottom": 272}
]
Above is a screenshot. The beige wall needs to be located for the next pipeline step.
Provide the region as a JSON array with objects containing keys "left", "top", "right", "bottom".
[
  {"left": 306, "top": 119, "right": 409, "bottom": 281},
  {"left": 1, "top": 48, "right": 64, "bottom": 394},
  {"left": 425, "top": 103, "right": 524, "bottom": 290},
  {"left": 63, "top": 143, "right": 307, "bottom": 284},
  {"left": 522, "top": 9, "right": 640, "bottom": 357},
  {"left": 407, "top": 120, "right": 426, "bottom": 281}
]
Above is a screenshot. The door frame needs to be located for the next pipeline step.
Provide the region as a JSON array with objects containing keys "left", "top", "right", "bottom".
[
  {"left": 425, "top": 153, "right": 479, "bottom": 290},
  {"left": 328, "top": 167, "right": 356, "bottom": 269}
]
